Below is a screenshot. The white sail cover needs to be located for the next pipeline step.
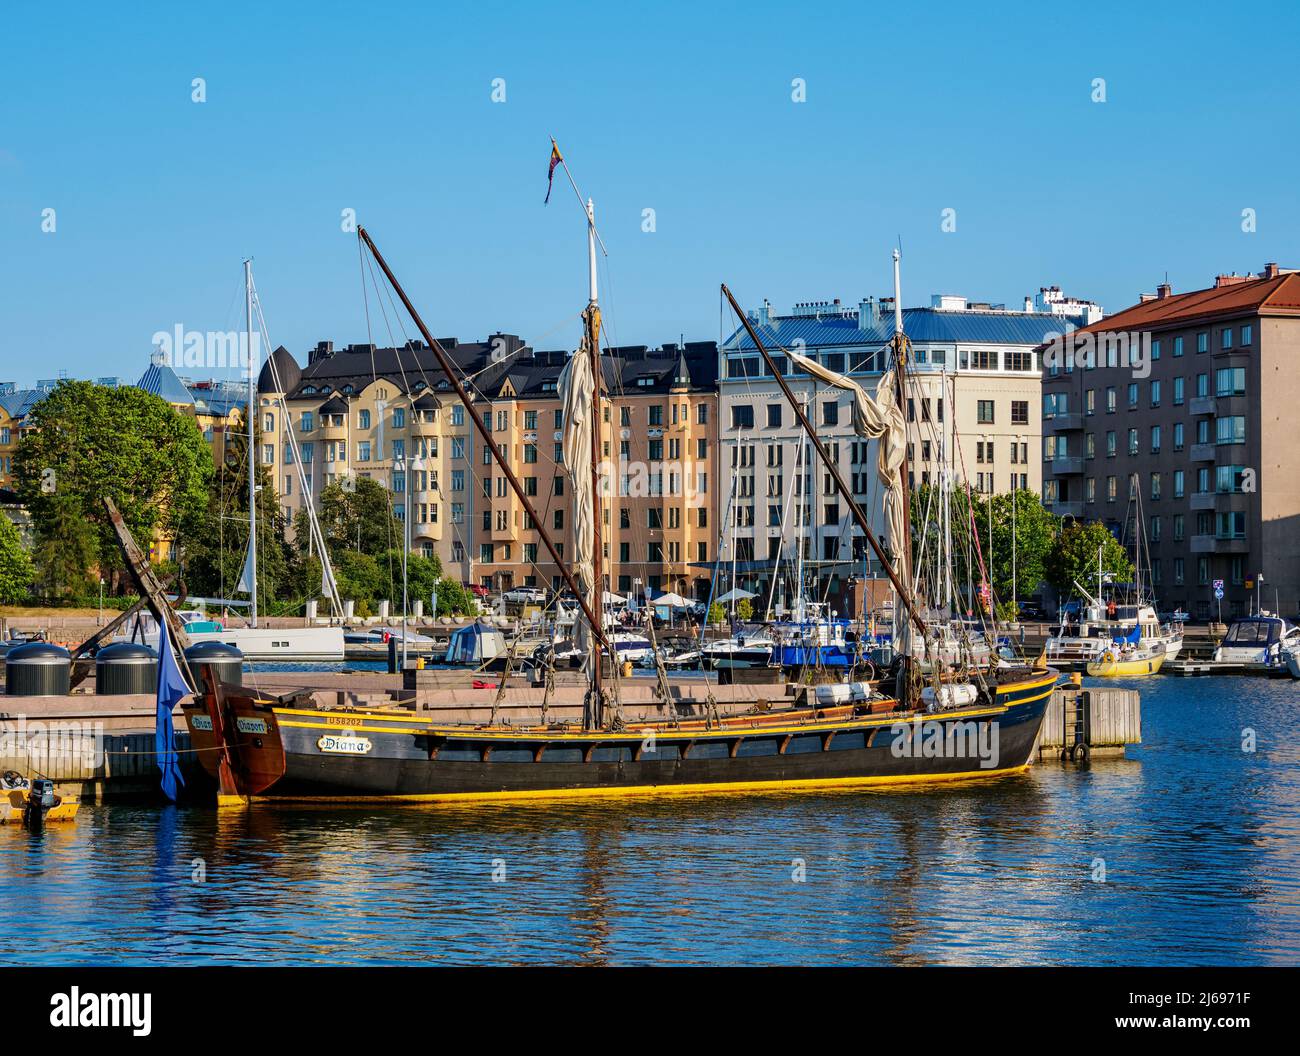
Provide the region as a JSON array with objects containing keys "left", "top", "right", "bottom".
[
  {"left": 558, "top": 342, "right": 596, "bottom": 653},
  {"left": 235, "top": 539, "right": 256, "bottom": 596},
  {"left": 787, "top": 350, "right": 908, "bottom": 576}
]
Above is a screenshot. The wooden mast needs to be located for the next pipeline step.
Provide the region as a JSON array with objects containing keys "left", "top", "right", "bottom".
[
  {"left": 584, "top": 198, "right": 604, "bottom": 719},
  {"left": 357, "top": 227, "right": 613, "bottom": 656},
  {"left": 720, "top": 283, "right": 926, "bottom": 637}
]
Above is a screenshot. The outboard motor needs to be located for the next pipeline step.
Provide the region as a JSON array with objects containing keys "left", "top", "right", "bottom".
[{"left": 23, "top": 777, "right": 58, "bottom": 831}]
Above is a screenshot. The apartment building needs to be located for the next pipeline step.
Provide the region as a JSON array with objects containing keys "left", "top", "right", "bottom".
[
  {"left": 1040, "top": 264, "right": 1300, "bottom": 620},
  {"left": 719, "top": 293, "right": 1082, "bottom": 608},
  {"left": 258, "top": 337, "right": 719, "bottom": 598}
]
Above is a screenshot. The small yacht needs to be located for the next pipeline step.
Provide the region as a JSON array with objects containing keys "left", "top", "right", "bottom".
[
  {"left": 701, "top": 629, "right": 775, "bottom": 669},
  {"left": 1047, "top": 601, "right": 1183, "bottom": 669},
  {"left": 1213, "top": 612, "right": 1300, "bottom": 668},
  {"left": 772, "top": 603, "right": 856, "bottom": 668}
]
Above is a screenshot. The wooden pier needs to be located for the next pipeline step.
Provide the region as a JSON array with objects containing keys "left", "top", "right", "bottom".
[{"left": 1036, "top": 679, "right": 1141, "bottom": 760}]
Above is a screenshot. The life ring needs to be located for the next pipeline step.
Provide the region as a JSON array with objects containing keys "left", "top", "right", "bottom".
[{"left": 1100, "top": 650, "right": 1117, "bottom": 666}]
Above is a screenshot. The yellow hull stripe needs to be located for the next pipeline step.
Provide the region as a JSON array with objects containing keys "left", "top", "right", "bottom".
[
  {"left": 235, "top": 763, "right": 1033, "bottom": 806},
  {"left": 216, "top": 672, "right": 1060, "bottom": 731},
  {"left": 271, "top": 685, "right": 1056, "bottom": 742}
]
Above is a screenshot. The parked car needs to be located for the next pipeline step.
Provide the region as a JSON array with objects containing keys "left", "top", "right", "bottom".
[
  {"left": 503, "top": 586, "right": 548, "bottom": 605},
  {"left": 468, "top": 584, "right": 491, "bottom": 599}
]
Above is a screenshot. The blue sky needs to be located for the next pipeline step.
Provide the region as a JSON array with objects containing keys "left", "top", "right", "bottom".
[{"left": 2, "top": 0, "right": 1296, "bottom": 388}]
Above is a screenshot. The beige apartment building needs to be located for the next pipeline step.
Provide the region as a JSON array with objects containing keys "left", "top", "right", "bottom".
[
  {"left": 719, "top": 294, "right": 1086, "bottom": 610},
  {"left": 257, "top": 337, "right": 720, "bottom": 599}
]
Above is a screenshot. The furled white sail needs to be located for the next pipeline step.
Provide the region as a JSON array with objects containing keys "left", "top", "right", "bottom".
[
  {"left": 787, "top": 350, "right": 908, "bottom": 576},
  {"left": 236, "top": 539, "right": 256, "bottom": 596},
  {"left": 558, "top": 341, "right": 596, "bottom": 653}
]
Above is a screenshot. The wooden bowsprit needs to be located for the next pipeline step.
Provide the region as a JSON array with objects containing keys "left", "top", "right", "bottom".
[{"left": 101, "top": 496, "right": 196, "bottom": 684}]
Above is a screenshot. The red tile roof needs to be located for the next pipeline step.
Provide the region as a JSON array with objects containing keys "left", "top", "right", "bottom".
[{"left": 1073, "top": 272, "right": 1300, "bottom": 335}]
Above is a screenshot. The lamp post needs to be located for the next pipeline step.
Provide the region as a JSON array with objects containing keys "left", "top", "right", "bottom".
[{"left": 393, "top": 455, "right": 411, "bottom": 671}]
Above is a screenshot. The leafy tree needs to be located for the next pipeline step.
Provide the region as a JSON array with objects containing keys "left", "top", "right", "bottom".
[
  {"left": 707, "top": 602, "right": 725, "bottom": 626},
  {"left": 13, "top": 380, "right": 212, "bottom": 592},
  {"left": 1045, "top": 520, "right": 1134, "bottom": 599},
  {"left": 435, "top": 579, "right": 475, "bottom": 616},
  {"left": 0, "top": 514, "right": 35, "bottom": 604},
  {"left": 736, "top": 597, "right": 754, "bottom": 621},
  {"left": 986, "top": 489, "right": 1058, "bottom": 603},
  {"left": 379, "top": 549, "right": 444, "bottom": 611},
  {"left": 314, "top": 477, "right": 403, "bottom": 562},
  {"left": 333, "top": 550, "right": 384, "bottom": 605},
  {"left": 31, "top": 493, "right": 96, "bottom": 600}
]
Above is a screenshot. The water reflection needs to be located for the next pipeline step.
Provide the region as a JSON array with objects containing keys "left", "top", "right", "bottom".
[{"left": 1, "top": 676, "right": 1297, "bottom": 965}]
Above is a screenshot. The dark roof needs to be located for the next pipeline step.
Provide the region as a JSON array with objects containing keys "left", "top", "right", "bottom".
[
  {"left": 1059, "top": 272, "right": 1300, "bottom": 338},
  {"left": 318, "top": 395, "right": 350, "bottom": 414},
  {"left": 258, "top": 345, "right": 302, "bottom": 395},
  {"left": 286, "top": 335, "right": 718, "bottom": 403}
]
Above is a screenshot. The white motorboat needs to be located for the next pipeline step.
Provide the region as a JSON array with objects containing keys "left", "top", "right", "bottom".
[
  {"left": 1213, "top": 613, "right": 1300, "bottom": 669},
  {"left": 701, "top": 631, "right": 775, "bottom": 669}
]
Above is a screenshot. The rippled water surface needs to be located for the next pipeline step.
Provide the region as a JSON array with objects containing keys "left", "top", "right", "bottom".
[{"left": 2, "top": 676, "right": 1297, "bottom": 965}]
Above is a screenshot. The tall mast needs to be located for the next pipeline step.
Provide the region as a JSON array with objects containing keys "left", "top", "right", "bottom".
[
  {"left": 720, "top": 284, "right": 925, "bottom": 637},
  {"left": 245, "top": 258, "right": 258, "bottom": 629},
  {"left": 585, "top": 198, "right": 604, "bottom": 706},
  {"left": 889, "top": 248, "right": 916, "bottom": 655},
  {"left": 356, "top": 227, "right": 612, "bottom": 654}
]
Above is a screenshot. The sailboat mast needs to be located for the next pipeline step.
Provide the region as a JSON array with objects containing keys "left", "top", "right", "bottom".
[
  {"left": 585, "top": 198, "right": 604, "bottom": 703},
  {"left": 245, "top": 258, "right": 258, "bottom": 630},
  {"left": 719, "top": 283, "right": 926, "bottom": 636},
  {"left": 356, "top": 227, "right": 612, "bottom": 653}
]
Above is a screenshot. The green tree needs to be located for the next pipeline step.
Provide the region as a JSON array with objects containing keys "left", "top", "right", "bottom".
[
  {"left": 13, "top": 380, "right": 212, "bottom": 593},
  {"left": 435, "top": 578, "right": 475, "bottom": 616},
  {"left": 1045, "top": 520, "right": 1134, "bottom": 599},
  {"left": 987, "top": 489, "right": 1058, "bottom": 603},
  {"left": 707, "top": 602, "right": 725, "bottom": 626},
  {"left": 314, "top": 477, "right": 403, "bottom": 562},
  {"left": 31, "top": 493, "right": 96, "bottom": 600},
  {"left": 736, "top": 597, "right": 754, "bottom": 621},
  {"left": 0, "top": 514, "right": 35, "bottom": 604},
  {"left": 333, "top": 550, "right": 385, "bottom": 606}
]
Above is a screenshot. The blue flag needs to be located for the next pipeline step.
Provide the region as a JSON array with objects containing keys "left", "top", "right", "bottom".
[{"left": 154, "top": 615, "right": 188, "bottom": 802}]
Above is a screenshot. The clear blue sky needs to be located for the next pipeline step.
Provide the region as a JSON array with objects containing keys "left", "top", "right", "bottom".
[{"left": 2, "top": 0, "right": 1296, "bottom": 388}]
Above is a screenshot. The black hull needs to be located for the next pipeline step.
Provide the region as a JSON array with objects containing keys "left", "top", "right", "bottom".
[{"left": 246, "top": 673, "right": 1056, "bottom": 803}]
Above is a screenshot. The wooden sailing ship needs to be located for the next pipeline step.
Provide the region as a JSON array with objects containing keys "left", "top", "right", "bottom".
[{"left": 182, "top": 168, "right": 1057, "bottom": 805}]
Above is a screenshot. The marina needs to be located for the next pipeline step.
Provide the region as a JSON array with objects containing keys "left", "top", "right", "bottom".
[
  {"left": 1, "top": 1, "right": 1297, "bottom": 1006},
  {"left": 1, "top": 673, "right": 1294, "bottom": 966}
]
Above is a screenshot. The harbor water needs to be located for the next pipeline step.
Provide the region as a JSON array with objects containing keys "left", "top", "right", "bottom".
[{"left": 1, "top": 675, "right": 1296, "bottom": 965}]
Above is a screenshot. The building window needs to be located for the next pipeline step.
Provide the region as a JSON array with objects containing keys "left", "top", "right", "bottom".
[
  {"left": 731, "top": 405, "right": 753, "bottom": 429},
  {"left": 1173, "top": 336, "right": 1183, "bottom": 357},
  {"left": 767, "top": 404, "right": 782, "bottom": 428},
  {"left": 1011, "top": 400, "right": 1028, "bottom": 425},
  {"left": 822, "top": 401, "right": 839, "bottom": 427},
  {"left": 977, "top": 400, "right": 994, "bottom": 424},
  {"left": 1241, "top": 324, "right": 1253, "bottom": 345},
  {"left": 1173, "top": 422, "right": 1184, "bottom": 451},
  {"left": 1221, "top": 328, "right": 1233, "bottom": 350}
]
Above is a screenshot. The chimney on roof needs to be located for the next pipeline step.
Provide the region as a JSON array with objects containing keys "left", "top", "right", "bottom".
[
  {"left": 1263, "top": 262, "right": 1280, "bottom": 279},
  {"left": 1023, "top": 296, "right": 1033, "bottom": 312},
  {"left": 1139, "top": 293, "right": 1156, "bottom": 303},
  {"left": 1156, "top": 283, "right": 1172, "bottom": 300},
  {"left": 857, "top": 297, "right": 879, "bottom": 330}
]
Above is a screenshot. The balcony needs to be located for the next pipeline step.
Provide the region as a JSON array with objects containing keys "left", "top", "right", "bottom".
[
  {"left": 411, "top": 520, "right": 443, "bottom": 541},
  {"left": 1190, "top": 443, "right": 1216, "bottom": 462},
  {"left": 1049, "top": 456, "right": 1084, "bottom": 475},
  {"left": 1049, "top": 500, "right": 1086, "bottom": 519},
  {"left": 1043, "top": 412, "right": 1083, "bottom": 432},
  {"left": 1189, "top": 396, "right": 1216, "bottom": 416},
  {"left": 1189, "top": 492, "right": 1215, "bottom": 511},
  {"left": 1190, "top": 534, "right": 1249, "bottom": 554}
]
